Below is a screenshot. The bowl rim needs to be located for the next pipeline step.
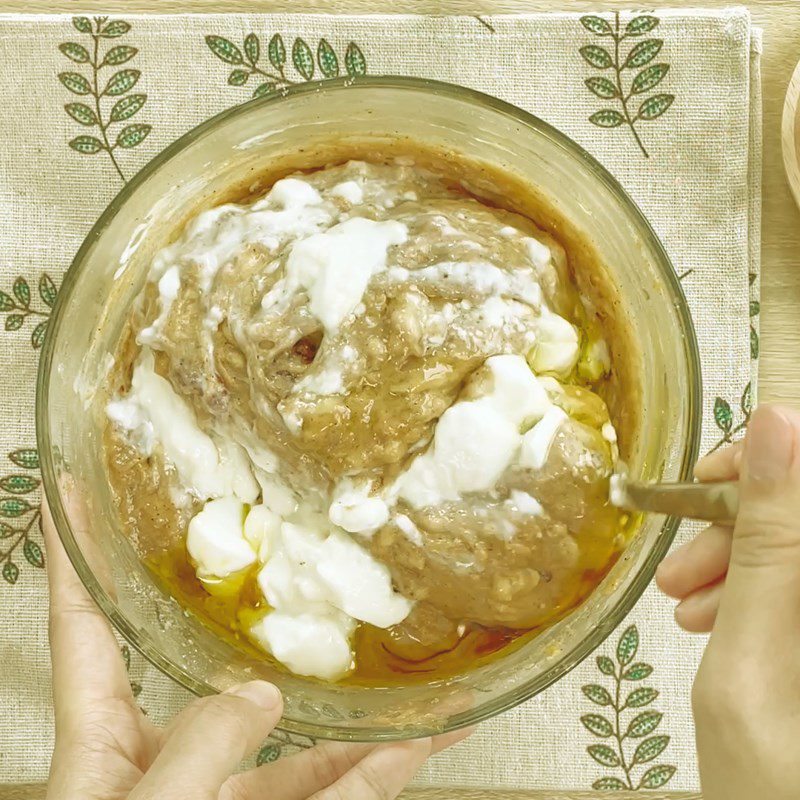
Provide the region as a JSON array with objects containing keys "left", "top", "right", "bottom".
[{"left": 37, "top": 74, "right": 702, "bottom": 741}]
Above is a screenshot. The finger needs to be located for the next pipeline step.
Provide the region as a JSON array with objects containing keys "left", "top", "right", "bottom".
[
  {"left": 227, "top": 724, "right": 474, "bottom": 800},
  {"left": 674, "top": 580, "right": 724, "bottom": 633},
  {"left": 694, "top": 441, "right": 743, "bottom": 482},
  {"left": 309, "top": 726, "right": 472, "bottom": 800},
  {"left": 131, "top": 682, "right": 282, "bottom": 800},
  {"left": 714, "top": 405, "right": 800, "bottom": 640},
  {"left": 308, "top": 739, "right": 433, "bottom": 800},
  {"left": 227, "top": 741, "right": 376, "bottom": 800},
  {"left": 42, "top": 500, "right": 134, "bottom": 723},
  {"left": 655, "top": 525, "right": 732, "bottom": 599}
]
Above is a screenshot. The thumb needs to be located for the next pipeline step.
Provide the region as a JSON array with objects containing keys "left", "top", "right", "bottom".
[
  {"left": 130, "top": 681, "right": 283, "bottom": 800},
  {"left": 714, "top": 404, "right": 800, "bottom": 639}
]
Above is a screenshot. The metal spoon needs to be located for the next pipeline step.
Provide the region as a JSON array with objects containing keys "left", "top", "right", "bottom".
[{"left": 610, "top": 474, "right": 739, "bottom": 524}]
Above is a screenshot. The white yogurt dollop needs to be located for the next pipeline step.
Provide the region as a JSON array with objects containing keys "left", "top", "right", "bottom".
[
  {"left": 393, "top": 354, "right": 551, "bottom": 508},
  {"left": 187, "top": 496, "right": 255, "bottom": 582}
]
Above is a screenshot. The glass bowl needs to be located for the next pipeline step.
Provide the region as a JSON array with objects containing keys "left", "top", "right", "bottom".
[{"left": 37, "top": 77, "right": 701, "bottom": 742}]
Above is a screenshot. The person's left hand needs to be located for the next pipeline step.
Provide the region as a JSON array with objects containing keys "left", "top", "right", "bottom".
[{"left": 43, "top": 501, "right": 471, "bottom": 800}]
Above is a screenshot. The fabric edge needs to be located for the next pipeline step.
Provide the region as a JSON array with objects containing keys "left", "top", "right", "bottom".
[{"left": 748, "top": 27, "right": 763, "bottom": 400}]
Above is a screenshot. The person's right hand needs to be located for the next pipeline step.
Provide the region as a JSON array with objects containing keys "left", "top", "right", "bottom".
[{"left": 656, "top": 405, "right": 800, "bottom": 800}]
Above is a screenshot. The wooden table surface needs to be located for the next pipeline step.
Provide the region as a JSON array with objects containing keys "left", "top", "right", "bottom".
[{"left": 1, "top": 0, "right": 798, "bottom": 798}]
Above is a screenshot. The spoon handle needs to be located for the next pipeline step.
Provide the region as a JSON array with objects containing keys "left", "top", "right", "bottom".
[{"left": 612, "top": 478, "right": 739, "bottom": 524}]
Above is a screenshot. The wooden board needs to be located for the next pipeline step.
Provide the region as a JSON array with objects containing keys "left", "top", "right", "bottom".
[{"left": 1, "top": 1, "right": 799, "bottom": 798}]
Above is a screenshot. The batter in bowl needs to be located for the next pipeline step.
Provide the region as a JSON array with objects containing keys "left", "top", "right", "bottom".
[{"left": 102, "top": 156, "right": 635, "bottom": 683}]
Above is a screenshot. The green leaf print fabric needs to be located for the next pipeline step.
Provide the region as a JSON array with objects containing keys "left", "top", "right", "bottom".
[{"left": 0, "top": 9, "right": 760, "bottom": 791}]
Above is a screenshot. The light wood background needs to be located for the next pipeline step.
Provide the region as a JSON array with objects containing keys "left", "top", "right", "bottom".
[{"left": 1, "top": 1, "right": 798, "bottom": 798}]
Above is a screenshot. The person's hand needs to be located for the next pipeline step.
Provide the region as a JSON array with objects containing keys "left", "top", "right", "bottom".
[
  {"left": 656, "top": 404, "right": 800, "bottom": 800},
  {"left": 42, "top": 502, "right": 472, "bottom": 800}
]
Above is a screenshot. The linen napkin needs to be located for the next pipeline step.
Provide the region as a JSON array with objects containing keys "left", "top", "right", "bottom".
[{"left": 0, "top": 9, "right": 760, "bottom": 790}]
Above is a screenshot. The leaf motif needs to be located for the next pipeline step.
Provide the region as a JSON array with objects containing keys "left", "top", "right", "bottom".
[
  {"left": 205, "top": 35, "right": 244, "bottom": 65},
  {"left": 121, "top": 643, "right": 131, "bottom": 670},
  {"left": 102, "top": 45, "right": 138, "bottom": 66},
  {"left": 638, "top": 764, "right": 677, "bottom": 789},
  {"left": 317, "top": 38, "right": 340, "bottom": 77},
  {"left": 0, "top": 498, "right": 31, "bottom": 517},
  {"left": 2, "top": 561, "right": 19, "bottom": 585},
  {"left": 587, "top": 743, "right": 620, "bottom": 767},
  {"left": 750, "top": 300, "right": 760, "bottom": 316},
  {"left": 596, "top": 655, "right": 616, "bottom": 675},
  {"left": 589, "top": 109, "right": 624, "bottom": 128},
  {"left": 4, "top": 315, "right": 23, "bottom": 331},
  {"left": 228, "top": 69, "right": 249, "bottom": 86},
  {"left": 344, "top": 42, "right": 367, "bottom": 76},
  {"left": 59, "top": 42, "right": 90, "bottom": 64},
  {"left": 624, "top": 39, "right": 663, "bottom": 69},
  {"left": 0, "top": 522, "right": 14, "bottom": 539},
  {"left": 59, "top": 72, "right": 92, "bottom": 95},
  {"left": 292, "top": 37, "right": 315, "bottom": 80},
  {"left": 110, "top": 93, "right": 147, "bottom": 122},
  {"left": 585, "top": 76, "right": 619, "bottom": 99},
  {"left": 253, "top": 82, "right": 276, "bottom": 98},
  {"left": 580, "top": 15, "right": 613, "bottom": 36},
  {"left": 579, "top": 44, "right": 613, "bottom": 69},
  {"left": 39, "top": 272, "right": 58, "bottom": 308},
  {"left": 633, "top": 734, "right": 670, "bottom": 764},
  {"left": 0, "top": 291, "right": 13, "bottom": 311},
  {"left": 593, "top": 777, "right": 628, "bottom": 790},
  {"left": 31, "top": 321, "right": 48, "bottom": 349},
  {"left": 0, "top": 475, "right": 39, "bottom": 495},
  {"left": 72, "top": 16, "right": 92, "bottom": 33},
  {"left": 65, "top": 102, "right": 98, "bottom": 126},
  {"left": 623, "top": 662, "right": 653, "bottom": 681},
  {"left": 13, "top": 278, "right": 30, "bottom": 308},
  {"left": 741, "top": 382, "right": 752, "bottom": 416},
  {"left": 751, "top": 325, "right": 759, "bottom": 359},
  {"left": 713, "top": 397, "right": 733, "bottom": 433},
  {"left": 9, "top": 449, "right": 39, "bottom": 470},
  {"left": 103, "top": 69, "right": 140, "bottom": 96},
  {"left": 638, "top": 93, "right": 675, "bottom": 120},
  {"left": 626, "top": 710, "right": 663, "bottom": 738},
  {"left": 616, "top": 625, "right": 638, "bottom": 665},
  {"left": 101, "top": 20, "right": 132, "bottom": 38},
  {"left": 256, "top": 744, "right": 281, "bottom": 765},
  {"left": 268, "top": 33, "right": 286, "bottom": 68},
  {"left": 631, "top": 63, "right": 669, "bottom": 94},
  {"left": 116, "top": 124, "right": 151, "bottom": 149},
  {"left": 625, "top": 686, "right": 659, "bottom": 708},
  {"left": 580, "top": 713, "right": 613, "bottom": 737},
  {"left": 625, "top": 15, "right": 660, "bottom": 36},
  {"left": 582, "top": 684, "right": 613, "bottom": 706},
  {"left": 749, "top": 271, "right": 757, "bottom": 285},
  {"left": 69, "top": 135, "right": 104, "bottom": 154},
  {"left": 244, "top": 33, "right": 260, "bottom": 64},
  {"left": 23, "top": 539, "right": 44, "bottom": 568}
]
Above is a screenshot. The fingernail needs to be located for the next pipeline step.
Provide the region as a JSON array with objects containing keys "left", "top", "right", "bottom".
[
  {"left": 227, "top": 681, "right": 282, "bottom": 710},
  {"left": 744, "top": 406, "right": 795, "bottom": 483}
]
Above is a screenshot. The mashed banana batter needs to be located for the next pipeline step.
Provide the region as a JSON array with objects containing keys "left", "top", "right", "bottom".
[{"left": 103, "top": 157, "right": 633, "bottom": 683}]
